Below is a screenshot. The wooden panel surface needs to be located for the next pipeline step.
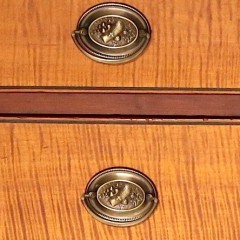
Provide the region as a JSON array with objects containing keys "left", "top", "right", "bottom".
[
  {"left": 1, "top": 0, "right": 240, "bottom": 88},
  {"left": 1, "top": 89, "right": 240, "bottom": 117},
  {"left": 1, "top": 124, "right": 240, "bottom": 239}
]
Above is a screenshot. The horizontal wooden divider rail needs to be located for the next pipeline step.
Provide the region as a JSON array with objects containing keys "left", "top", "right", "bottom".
[{"left": 0, "top": 88, "right": 240, "bottom": 121}]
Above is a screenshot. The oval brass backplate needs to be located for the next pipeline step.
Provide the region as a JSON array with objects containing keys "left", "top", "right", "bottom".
[
  {"left": 82, "top": 167, "right": 158, "bottom": 227},
  {"left": 72, "top": 3, "right": 151, "bottom": 64}
]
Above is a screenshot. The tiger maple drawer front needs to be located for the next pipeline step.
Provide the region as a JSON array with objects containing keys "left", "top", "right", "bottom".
[
  {"left": 1, "top": 124, "right": 240, "bottom": 240},
  {"left": 1, "top": 0, "right": 240, "bottom": 87}
]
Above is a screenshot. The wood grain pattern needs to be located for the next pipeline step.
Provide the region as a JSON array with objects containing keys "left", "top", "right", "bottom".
[
  {"left": 1, "top": 124, "right": 240, "bottom": 239},
  {"left": 1, "top": 0, "right": 240, "bottom": 88}
]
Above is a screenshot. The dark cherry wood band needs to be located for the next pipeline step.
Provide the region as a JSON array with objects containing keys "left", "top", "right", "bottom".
[{"left": 0, "top": 89, "right": 239, "bottom": 119}]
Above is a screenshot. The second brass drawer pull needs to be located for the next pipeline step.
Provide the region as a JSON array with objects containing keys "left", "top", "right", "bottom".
[{"left": 82, "top": 167, "right": 158, "bottom": 227}]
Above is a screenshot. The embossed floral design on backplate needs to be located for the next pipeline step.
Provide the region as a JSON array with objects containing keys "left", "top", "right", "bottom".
[
  {"left": 82, "top": 167, "right": 158, "bottom": 226},
  {"left": 89, "top": 16, "right": 138, "bottom": 49},
  {"left": 97, "top": 180, "right": 145, "bottom": 211}
]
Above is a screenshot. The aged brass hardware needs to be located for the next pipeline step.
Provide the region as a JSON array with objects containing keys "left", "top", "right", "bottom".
[
  {"left": 82, "top": 167, "right": 158, "bottom": 227},
  {"left": 72, "top": 3, "right": 151, "bottom": 64}
]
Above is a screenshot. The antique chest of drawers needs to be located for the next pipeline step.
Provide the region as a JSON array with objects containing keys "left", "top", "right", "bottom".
[{"left": 1, "top": 0, "right": 240, "bottom": 239}]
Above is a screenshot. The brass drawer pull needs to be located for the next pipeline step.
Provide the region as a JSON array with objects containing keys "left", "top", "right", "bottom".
[
  {"left": 82, "top": 167, "right": 158, "bottom": 227},
  {"left": 72, "top": 3, "right": 151, "bottom": 64}
]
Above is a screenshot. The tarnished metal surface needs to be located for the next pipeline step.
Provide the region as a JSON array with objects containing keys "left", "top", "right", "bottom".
[
  {"left": 82, "top": 168, "right": 158, "bottom": 227},
  {"left": 72, "top": 3, "right": 151, "bottom": 64}
]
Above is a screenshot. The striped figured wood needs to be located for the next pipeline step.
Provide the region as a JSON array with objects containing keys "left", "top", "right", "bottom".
[
  {"left": 0, "top": 0, "right": 240, "bottom": 87},
  {"left": 1, "top": 124, "right": 240, "bottom": 239}
]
